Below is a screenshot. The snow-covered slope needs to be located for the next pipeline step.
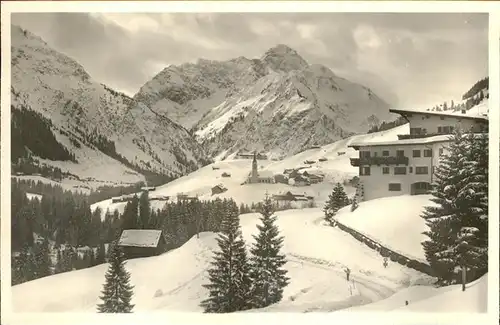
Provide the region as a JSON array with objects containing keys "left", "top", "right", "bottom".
[
  {"left": 347, "top": 273, "right": 487, "bottom": 313},
  {"left": 11, "top": 25, "right": 211, "bottom": 186},
  {"left": 91, "top": 123, "right": 409, "bottom": 218},
  {"left": 334, "top": 195, "right": 439, "bottom": 262},
  {"left": 134, "top": 44, "right": 397, "bottom": 159},
  {"left": 12, "top": 208, "right": 434, "bottom": 313}
]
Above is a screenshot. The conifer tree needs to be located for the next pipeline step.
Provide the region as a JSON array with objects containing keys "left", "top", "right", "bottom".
[
  {"left": 33, "top": 237, "right": 51, "bottom": 278},
  {"left": 97, "top": 242, "right": 135, "bottom": 313},
  {"left": 324, "top": 183, "right": 350, "bottom": 225},
  {"left": 138, "top": 191, "right": 150, "bottom": 229},
  {"left": 421, "top": 129, "right": 488, "bottom": 285},
  {"left": 249, "top": 194, "right": 290, "bottom": 308},
  {"left": 96, "top": 241, "right": 106, "bottom": 265},
  {"left": 121, "top": 197, "right": 139, "bottom": 230},
  {"left": 55, "top": 249, "right": 64, "bottom": 274},
  {"left": 200, "top": 201, "right": 252, "bottom": 313}
]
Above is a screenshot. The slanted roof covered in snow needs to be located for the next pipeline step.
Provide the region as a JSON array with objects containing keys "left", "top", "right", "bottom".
[
  {"left": 257, "top": 170, "right": 275, "bottom": 178},
  {"left": 389, "top": 108, "right": 488, "bottom": 121},
  {"left": 118, "top": 229, "right": 163, "bottom": 248},
  {"left": 349, "top": 133, "right": 486, "bottom": 149},
  {"left": 212, "top": 184, "right": 227, "bottom": 191}
]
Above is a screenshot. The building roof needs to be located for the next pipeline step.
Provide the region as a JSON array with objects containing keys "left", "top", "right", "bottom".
[
  {"left": 118, "top": 229, "right": 163, "bottom": 248},
  {"left": 302, "top": 169, "right": 325, "bottom": 176},
  {"left": 258, "top": 170, "right": 275, "bottom": 178},
  {"left": 212, "top": 184, "right": 227, "bottom": 190},
  {"left": 389, "top": 108, "right": 488, "bottom": 122},
  {"left": 349, "top": 133, "right": 486, "bottom": 149}
]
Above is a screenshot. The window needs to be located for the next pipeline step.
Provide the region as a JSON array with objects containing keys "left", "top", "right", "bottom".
[
  {"left": 382, "top": 150, "right": 389, "bottom": 157},
  {"left": 389, "top": 183, "right": 401, "bottom": 191},
  {"left": 439, "top": 126, "right": 454, "bottom": 134},
  {"left": 414, "top": 182, "right": 431, "bottom": 190},
  {"left": 409, "top": 166, "right": 413, "bottom": 173},
  {"left": 416, "top": 166, "right": 429, "bottom": 174},
  {"left": 360, "top": 151, "right": 371, "bottom": 158},
  {"left": 396, "top": 150, "right": 404, "bottom": 157},
  {"left": 413, "top": 150, "right": 421, "bottom": 158},
  {"left": 410, "top": 128, "right": 423, "bottom": 135},
  {"left": 440, "top": 116, "right": 445, "bottom": 120},
  {"left": 424, "top": 149, "right": 432, "bottom": 157},
  {"left": 374, "top": 152, "right": 378, "bottom": 157},
  {"left": 394, "top": 167, "right": 407, "bottom": 175},
  {"left": 382, "top": 167, "right": 389, "bottom": 174},
  {"left": 361, "top": 167, "right": 371, "bottom": 176},
  {"left": 439, "top": 148, "right": 444, "bottom": 155}
]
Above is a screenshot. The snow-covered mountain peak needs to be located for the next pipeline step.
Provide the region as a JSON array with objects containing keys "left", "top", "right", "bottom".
[
  {"left": 12, "top": 25, "right": 92, "bottom": 83},
  {"left": 306, "top": 64, "right": 338, "bottom": 78},
  {"left": 261, "top": 44, "right": 309, "bottom": 73},
  {"left": 11, "top": 25, "right": 211, "bottom": 185}
]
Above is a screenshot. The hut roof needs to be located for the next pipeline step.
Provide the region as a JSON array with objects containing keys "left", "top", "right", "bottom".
[{"left": 118, "top": 229, "right": 163, "bottom": 248}]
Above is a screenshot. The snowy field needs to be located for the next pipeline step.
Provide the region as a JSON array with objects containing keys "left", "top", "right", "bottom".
[
  {"left": 12, "top": 208, "right": 436, "bottom": 313},
  {"left": 13, "top": 174, "right": 138, "bottom": 194},
  {"left": 90, "top": 124, "right": 410, "bottom": 218},
  {"left": 347, "top": 274, "right": 487, "bottom": 313},
  {"left": 334, "top": 195, "right": 439, "bottom": 262}
]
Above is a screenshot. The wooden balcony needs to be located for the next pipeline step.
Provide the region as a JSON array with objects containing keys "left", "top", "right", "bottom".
[{"left": 350, "top": 156, "right": 409, "bottom": 167}]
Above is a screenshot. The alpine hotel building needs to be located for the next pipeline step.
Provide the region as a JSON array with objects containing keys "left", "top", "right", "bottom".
[{"left": 349, "top": 108, "right": 488, "bottom": 202}]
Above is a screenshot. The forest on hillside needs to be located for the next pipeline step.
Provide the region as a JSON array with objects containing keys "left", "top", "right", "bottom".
[{"left": 11, "top": 178, "right": 291, "bottom": 285}]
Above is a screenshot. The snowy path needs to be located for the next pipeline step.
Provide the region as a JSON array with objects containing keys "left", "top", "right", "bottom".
[{"left": 12, "top": 208, "right": 432, "bottom": 313}]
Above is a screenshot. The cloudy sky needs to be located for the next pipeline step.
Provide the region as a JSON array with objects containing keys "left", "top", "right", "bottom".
[{"left": 12, "top": 12, "right": 487, "bottom": 108}]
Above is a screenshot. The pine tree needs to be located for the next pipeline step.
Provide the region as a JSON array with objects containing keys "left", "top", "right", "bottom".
[
  {"left": 249, "top": 194, "right": 290, "bottom": 308},
  {"left": 97, "top": 242, "right": 135, "bottom": 313},
  {"left": 121, "top": 197, "right": 139, "bottom": 230},
  {"left": 33, "top": 237, "right": 51, "bottom": 278},
  {"left": 421, "top": 129, "right": 488, "bottom": 285},
  {"left": 96, "top": 241, "right": 106, "bottom": 265},
  {"left": 200, "top": 201, "right": 252, "bottom": 313},
  {"left": 55, "top": 249, "right": 64, "bottom": 274},
  {"left": 138, "top": 191, "right": 150, "bottom": 229},
  {"left": 324, "top": 183, "right": 350, "bottom": 225}
]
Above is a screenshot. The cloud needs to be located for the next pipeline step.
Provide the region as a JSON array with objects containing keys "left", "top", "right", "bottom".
[{"left": 11, "top": 12, "right": 487, "bottom": 108}]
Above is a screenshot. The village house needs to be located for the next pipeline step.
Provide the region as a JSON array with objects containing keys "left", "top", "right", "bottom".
[
  {"left": 272, "top": 191, "right": 315, "bottom": 208},
  {"left": 211, "top": 184, "right": 228, "bottom": 195},
  {"left": 111, "top": 193, "right": 137, "bottom": 204},
  {"left": 293, "top": 175, "right": 310, "bottom": 186},
  {"left": 221, "top": 172, "right": 231, "bottom": 178},
  {"left": 237, "top": 151, "right": 268, "bottom": 160},
  {"left": 176, "top": 193, "right": 198, "bottom": 202},
  {"left": 117, "top": 229, "right": 167, "bottom": 259},
  {"left": 274, "top": 173, "right": 289, "bottom": 184},
  {"left": 349, "top": 108, "right": 488, "bottom": 202},
  {"left": 302, "top": 170, "right": 325, "bottom": 184},
  {"left": 149, "top": 195, "right": 169, "bottom": 202},
  {"left": 389, "top": 108, "right": 488, "bottom": 139}
]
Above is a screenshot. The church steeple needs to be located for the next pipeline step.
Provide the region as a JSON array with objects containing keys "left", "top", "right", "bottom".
[{"left": 250, "top": 150, "right": 258, "bottom": 183}]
